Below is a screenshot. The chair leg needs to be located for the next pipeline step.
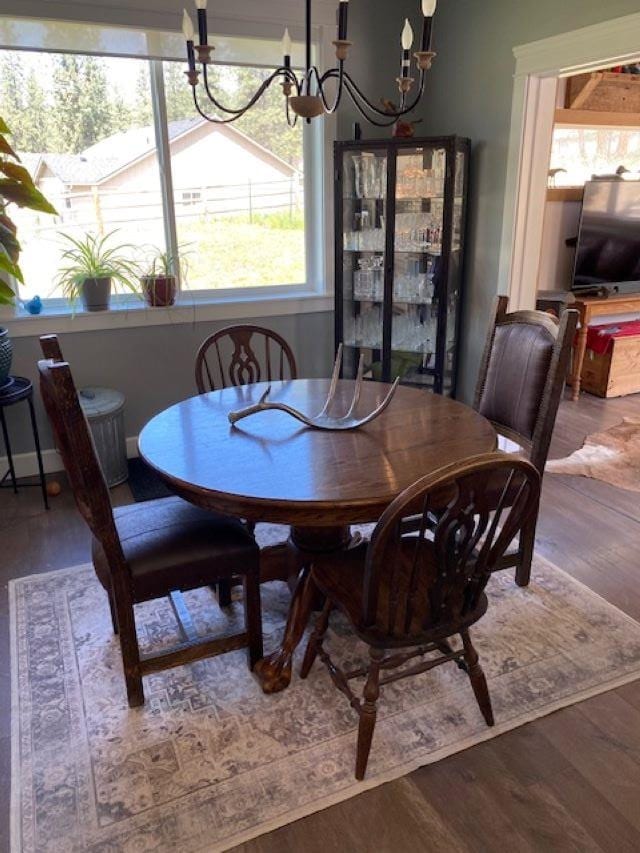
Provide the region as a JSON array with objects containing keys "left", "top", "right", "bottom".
[
  {"left": 216, "top": 579, "right": 233, "bottom": 608},
  {"left": 355, "top": 647, "right": 384, "bottom": 780},
  {"left": 461, "top": 629, "right": 494, "bottom": 727},
  {"left": 242, "top": 568, "right": 263, "bottom": 671},
  {"left": 300, "top": 598, "right": 331, "bottom": 679},
  {"left": 111, "top": 578, "right": 145, "bottom": 708},
  {"left": 107, "top": 589, "right": 119, "bottom": 635},
  {"left": 515, "top": 512, "right": 536, "bottom": 588}
]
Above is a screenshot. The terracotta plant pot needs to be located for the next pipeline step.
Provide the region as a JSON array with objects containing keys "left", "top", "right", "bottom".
[
  {"left": 81, "top": 277, "right": 112, "bottom": 312},
  {"left": 141, "top": 275, "right": 177, "bottom": 308},
  {"left": 0, "top": 327, "right": 13, "bottom": 388}
]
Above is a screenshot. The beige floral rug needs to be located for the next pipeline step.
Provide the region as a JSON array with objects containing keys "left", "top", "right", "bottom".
[
  {"left": 546, "top": 417, "right": 640, "bottom": 492},
  {"left": 10, "top": 557, "right": 640, "bottom": 853}
]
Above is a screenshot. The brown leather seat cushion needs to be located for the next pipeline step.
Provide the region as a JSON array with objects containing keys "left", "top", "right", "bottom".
[
  {"left": 311, "top": 541, "right": 487, "bottom": 648},
  {"left": 478, "top": 322, "right": 554, "bottom": 441},
  {"left": 92, "top": 496, "right": 258, "bottom": 602}
]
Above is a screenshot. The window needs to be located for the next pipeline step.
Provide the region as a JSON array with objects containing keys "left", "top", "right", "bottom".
[
  {"left": 0, "top": 50, "right": 164, "bottom": 302},
  {"left": 549, "top": 125, "right": 640, "bottom": 187},
  {"left": 0, "top": 30, "right": 319, "bottom": 310},
  {"left": 162, "top": 61, "right": 305, "bottom": 293}
]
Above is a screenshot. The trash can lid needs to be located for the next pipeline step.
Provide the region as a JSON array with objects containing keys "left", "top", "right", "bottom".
[{"left": 79, "top": 386, "right": 125, "bottom": 418}]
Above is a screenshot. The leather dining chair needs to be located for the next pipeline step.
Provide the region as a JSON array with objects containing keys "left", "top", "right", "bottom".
[
  {"left": 301, "top": 452, "right": 541, "bottom": 780},
  {"left": 473, "top": 296, "right": 578, "bottom": 586},
  {"left": 38, "top": 338, "right": 263, "bottom": 708},
  {"left": 195, "top": 324, "right": 297, "bottom": 394}
]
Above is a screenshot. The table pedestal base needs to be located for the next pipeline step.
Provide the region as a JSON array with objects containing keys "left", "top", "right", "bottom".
[{"left": 254, "top": 525, "right": 351, "bottom": 694}]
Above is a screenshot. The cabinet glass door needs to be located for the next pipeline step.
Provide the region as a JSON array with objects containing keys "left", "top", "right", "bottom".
[
  {"left": 390, "top": 144, "right": 447, "bottom": 389},
  {"left": 340, "top": 149, "right": 388, "bottom": 380}
]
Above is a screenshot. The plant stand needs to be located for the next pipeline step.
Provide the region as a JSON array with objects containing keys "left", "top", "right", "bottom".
[{"left": 0, "top": 376, "right": 49, "bottom": 510}]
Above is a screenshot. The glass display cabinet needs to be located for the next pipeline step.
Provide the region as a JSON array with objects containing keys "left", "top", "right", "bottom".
[{"left": 334, "top": 136, "right": 470, "bottom": 396}]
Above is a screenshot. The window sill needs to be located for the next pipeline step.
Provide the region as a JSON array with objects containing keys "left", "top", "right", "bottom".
[{"left": 1, "top": 290, "right": 335, "bottom": 338}]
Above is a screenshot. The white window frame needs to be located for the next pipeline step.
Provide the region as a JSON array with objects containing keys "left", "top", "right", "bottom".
[{"left": 0, "top": 12, "right": 336, "bottom": 333}]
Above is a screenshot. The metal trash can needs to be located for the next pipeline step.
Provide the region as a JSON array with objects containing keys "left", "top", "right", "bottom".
[{"left": 79, "top": 386, "right": 128, "bottom": 487}]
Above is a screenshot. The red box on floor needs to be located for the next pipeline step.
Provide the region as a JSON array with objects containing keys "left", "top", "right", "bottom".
[{"left": 581, "top": 320, "right": 640, "bottom": 398}]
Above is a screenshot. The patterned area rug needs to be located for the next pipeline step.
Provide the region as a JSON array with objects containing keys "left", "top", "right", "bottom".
[
  {"left": 10, "top": 557, "right": 640, "bottom": 853},
  {"left": 546, "top": 417, "right": 640, "bottom": 492}
]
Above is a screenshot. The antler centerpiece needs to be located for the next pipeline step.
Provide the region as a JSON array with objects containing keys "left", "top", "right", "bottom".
[{"left": 228, "top": 345, "right": 399, "bottom": 431}]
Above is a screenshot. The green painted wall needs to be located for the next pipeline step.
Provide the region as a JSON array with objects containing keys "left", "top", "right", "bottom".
[{"left": 416, "top": 0, "right": 640, "bottom": 400}]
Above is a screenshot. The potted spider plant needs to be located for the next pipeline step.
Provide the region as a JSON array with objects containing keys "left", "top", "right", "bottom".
[
  {"left": 139, "top": 248, "right": 184, "bottom": 307},
  {"left": 0, "top": 116, "right": 56, "bottom": 386},
  {"left": 55, "top": 231, "right": 139, "bottom": 312}
]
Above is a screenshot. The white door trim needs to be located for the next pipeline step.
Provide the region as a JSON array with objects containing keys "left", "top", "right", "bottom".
[{"left": 498, "top": 11, "right": 640, "bottom": 310}]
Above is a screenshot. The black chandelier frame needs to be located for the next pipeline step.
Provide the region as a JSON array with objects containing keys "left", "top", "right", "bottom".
[{"left": 184, "top": 0, "right": 436, "bottom": 128}]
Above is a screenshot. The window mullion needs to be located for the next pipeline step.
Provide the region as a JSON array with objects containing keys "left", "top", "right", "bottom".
[{"left": 149, "top": 60, "right": 180, "bottom": 287}]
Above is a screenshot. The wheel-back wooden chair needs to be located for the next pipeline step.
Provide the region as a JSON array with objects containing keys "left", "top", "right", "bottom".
[
  {"left": 195, "top": 324, "right": 297, "bottom": 394},
  {"left": 472, "top": 295, "right": 578, "bottom": 585},
  {"left": 301, "top": 452, "right": 541, "bottom": 780},
  {"left": 38, "top": 337, "right": 263, "bottom": 708},
  {"left": 195, "top": 324, "right": 297, "bottom": 602}
]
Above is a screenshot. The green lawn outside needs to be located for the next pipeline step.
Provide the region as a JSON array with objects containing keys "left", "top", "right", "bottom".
[{"left": 179, "top": 210, "right": 306, "bottom": 291}]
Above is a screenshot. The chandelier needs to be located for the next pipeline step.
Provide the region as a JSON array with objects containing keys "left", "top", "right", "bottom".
[{"left": 181, "top": 0, "right": 437, "bottom": 127}]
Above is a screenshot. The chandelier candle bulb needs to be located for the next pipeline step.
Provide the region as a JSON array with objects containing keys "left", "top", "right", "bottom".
[
  {"left": 401, "top": 19, "right": 413, "bottom": 78},
  {"left": 421, "top": 0, "right": 437, "bottom": 51},
  {"left": 401, "top": 19, "right": 414, "bottom": 50},
  {"left": 182, "top": 10, "right": 196, "bottom": 71},
  {"left": 338, "top": 0, "right": 349, "bottom": 41},
  {"left": 195, "top": 0, "right": 208, "bottom": 46},
  {"left": 282, "top": 28, "right": 292, "bottom": 68}
]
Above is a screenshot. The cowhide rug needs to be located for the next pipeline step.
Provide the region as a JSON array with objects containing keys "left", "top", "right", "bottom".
[{"left": 546, "top": 417, "right": 640, "bottom": 492}]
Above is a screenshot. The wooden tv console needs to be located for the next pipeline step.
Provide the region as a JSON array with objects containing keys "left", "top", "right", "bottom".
[{"left": 570, "top": 293, "right": 640, "bottom": 400}]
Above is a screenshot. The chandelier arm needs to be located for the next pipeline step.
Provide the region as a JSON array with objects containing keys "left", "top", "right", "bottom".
[
  {"left": 342, "top": 70, "right": 426, "bottom": 119},
  {"left": 341, "top": 78, "right": 399, "bottom": 127},
  {"left": 285, "top": 96, "right": 299, "bottom": 127},
  {"left": 192, "top": 85, "right": 261, "bottom": 124},
  {"left": 309, "top": 63, "right": 345, "bottom": 114},
  {"left": 201, "top": 65, "right": 297, "bottom": 115},
  {"left": 201, "top": 64, "right": 246, "bottom": 114}
]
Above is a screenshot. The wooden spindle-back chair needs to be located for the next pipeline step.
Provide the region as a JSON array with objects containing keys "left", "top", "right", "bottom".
[
  {"left": 301, "top": 452, "right": 541, "bottom": 779},
  {"left": 195, "top": 324, "right": 297, "bottom": 394}
]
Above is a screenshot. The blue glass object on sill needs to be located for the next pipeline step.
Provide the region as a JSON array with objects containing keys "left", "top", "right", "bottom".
[{"left": 24, "top": 296, "right": 43, "bottom": 315}]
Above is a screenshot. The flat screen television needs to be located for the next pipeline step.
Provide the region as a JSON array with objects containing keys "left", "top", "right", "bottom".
[{"left": 572, "top": 180, "right": 640, "bottom": 294}]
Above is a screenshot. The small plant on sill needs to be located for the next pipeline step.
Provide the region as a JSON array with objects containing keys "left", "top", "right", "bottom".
[
  {"left": 54, "top": 231, "right": 139, "bottom": 313},
  {"left": 139, "top": 247, "right": 189, "bottom": 308}
]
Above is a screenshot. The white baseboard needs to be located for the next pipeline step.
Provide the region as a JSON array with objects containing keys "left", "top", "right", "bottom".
[{"left": 1, "top": 436, "right": 140, "bottom": 479}]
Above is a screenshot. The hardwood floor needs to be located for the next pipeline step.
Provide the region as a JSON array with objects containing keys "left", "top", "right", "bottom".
[{"left": 1, "top": 390, "right": 639, "bottom": 853}]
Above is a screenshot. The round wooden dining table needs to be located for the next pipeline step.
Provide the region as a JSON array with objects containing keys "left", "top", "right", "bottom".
[{"left": 138, "top": 378, "right": 496, "bottom": 693}]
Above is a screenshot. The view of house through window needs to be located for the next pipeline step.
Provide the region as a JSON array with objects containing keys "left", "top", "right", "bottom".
[
  {"left": 162, "top": 61, "right": 305, "bottom": 292},
  {"left": 0, "top": 49, "right": 306, "bottom": 303}
]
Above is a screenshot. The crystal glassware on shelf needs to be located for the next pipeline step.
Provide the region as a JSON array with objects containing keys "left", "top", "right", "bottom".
[{"left": 352, "top": 155, "right": 365, "bottom": 199}]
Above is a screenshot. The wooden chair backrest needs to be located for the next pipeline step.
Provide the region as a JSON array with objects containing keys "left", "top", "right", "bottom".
[
  {"left": 37, "top": 355, "right": 123, "bottom": 566},
  {"left": 195, "top": 324, "right": 298, "bottom": 393},
  {"left": 362, "top": 453, "right": 540, "bottom": 641},
  {"left": 473, "top": 296, "right": 578, "bottom": 474},
  {"left": 39, "top": 334, "right": 65, "bottom": 362}
]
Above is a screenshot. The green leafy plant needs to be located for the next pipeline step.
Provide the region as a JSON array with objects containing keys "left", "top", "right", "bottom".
[
  {"left": 139, "top": 246, "right": 191, "bottom": 307},
  {"left": 0, "top": 116, "right": 57, "bottom": 305},
  {"left": 55, "top": 231, "right": 139, "bottom": 306},
  {"left": 139, "top": 247, "right": 186, "bottom": 279}
]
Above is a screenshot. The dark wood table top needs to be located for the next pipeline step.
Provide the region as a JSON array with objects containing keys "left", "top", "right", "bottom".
[{"left": 138, "top": 379, "right": 496, "bottom": 525}]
